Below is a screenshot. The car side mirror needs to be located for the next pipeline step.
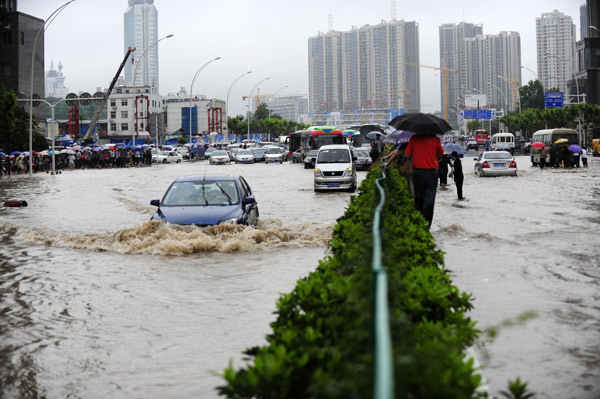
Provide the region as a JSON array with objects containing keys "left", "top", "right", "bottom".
[
  {"left": 473, "top": 158, "right": 478, "bottom": 161},
  {"left": 243, "top": 196, "right": 256, "bottom": 205},
  {"left": 311, "top": 158, "right": 316, "bottom": 162},
  {"left": 150, "top": 199, "right": 160, "bottom": 206},
  {"left": 352, "top": 156, "right": 357, "bottom": 162}
]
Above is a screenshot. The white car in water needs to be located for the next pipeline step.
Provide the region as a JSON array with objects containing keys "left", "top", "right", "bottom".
[
  {"left": 153, "top": 151, "right": 183, "bottom": 164},
  {"left": 209, "top": 150, "right": 231, "bottom": 165},
  {"left": 264, "top": 146, "right": 286, "bottom": 163}
]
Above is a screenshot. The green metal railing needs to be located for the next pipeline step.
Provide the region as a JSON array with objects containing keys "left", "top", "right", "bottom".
[{"left": 372, "top": 169, "right": 394, "bottom": 399}]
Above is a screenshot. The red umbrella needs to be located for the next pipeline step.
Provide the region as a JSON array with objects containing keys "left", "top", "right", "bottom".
[{"left": 531, "top": 142, "right": 545, "bottom": 148}]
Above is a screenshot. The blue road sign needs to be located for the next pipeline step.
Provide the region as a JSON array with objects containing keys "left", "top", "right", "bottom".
[
  {"left": 545, "top": 92, "right": 564, "bottom": 108},
  {"left": 462, "top": 109, "right": 495, "bottom": 120}
]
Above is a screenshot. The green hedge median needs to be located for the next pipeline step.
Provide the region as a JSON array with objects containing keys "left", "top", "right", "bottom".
[{"left": 218, "top": 166, "right": 483, "bottom": 399}]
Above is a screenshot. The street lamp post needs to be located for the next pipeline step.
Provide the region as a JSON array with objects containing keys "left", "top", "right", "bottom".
[
  {"left": 226, "top": 71, "right": 252, "bottom": 142},
  {"left": 131, "top": 33, "right": 174, "bottom": 146},
  {"left": 269, "top": 85, "right": 288, "bottom": 118},
  {"left": 28, "top": 0, "right": 77, "bottom": 176},
  {"left": 246, "top": 77, "right": 270, "bottom": 142},
  {"left": 189, "top": 57, "right": 221, "bottom": 147},
  {"left": 487, "top": 81, "right": 507, "bottom": 116}
]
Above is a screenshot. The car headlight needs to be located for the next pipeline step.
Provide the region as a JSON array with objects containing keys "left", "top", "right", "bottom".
[
  {"left": 346, "top": 167, "right": 354, "bottom": 176},
  {"left": 314, "top": 168, "right": 323, "bottom": 177},
  {"left": 220, "top": 218, "right": 238, "bottom": 225}
]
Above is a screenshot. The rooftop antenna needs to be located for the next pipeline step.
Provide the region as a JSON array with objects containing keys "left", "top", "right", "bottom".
[
  {"left": 328, "top": 12, "right": 333, "bottom": 32},
  {"left": 391, "top": 1, "right": 396, "bottom": 21}
]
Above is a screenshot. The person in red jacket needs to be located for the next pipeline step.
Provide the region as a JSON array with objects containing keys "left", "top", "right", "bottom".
[{"left": 404, "top": 135, "right": 444, "bottom": 230}]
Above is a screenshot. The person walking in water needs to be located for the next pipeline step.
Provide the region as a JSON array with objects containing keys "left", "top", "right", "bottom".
[
  {"left": 403, "top": 134, "right": 444, "bottom": 230},
  {"left": 450, "top": 151, "right": 464, "bottom": 200}
]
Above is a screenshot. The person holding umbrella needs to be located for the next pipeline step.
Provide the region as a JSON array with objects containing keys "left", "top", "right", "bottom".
[
  {"left": 388, "top": 113, "right": 449, "bottom": 230},
  {"left": 449, "top": 151, "right": 464, "bottom": 200}
]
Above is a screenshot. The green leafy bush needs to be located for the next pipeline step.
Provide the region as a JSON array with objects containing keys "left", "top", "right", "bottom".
[{"left": 218, "top": 167, "right": 483, "bottom": 398}]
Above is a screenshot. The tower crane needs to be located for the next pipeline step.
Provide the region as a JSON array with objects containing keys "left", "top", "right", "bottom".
[{"left": 404, "top": 59, "right": 459, "bottom": 121}]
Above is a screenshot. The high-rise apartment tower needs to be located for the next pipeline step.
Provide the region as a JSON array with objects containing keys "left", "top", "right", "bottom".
[{"left": 124, "top": 0, "right": 159, "bottom": 91}]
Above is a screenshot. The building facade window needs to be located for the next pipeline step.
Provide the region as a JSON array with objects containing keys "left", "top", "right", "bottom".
[
  {"left": 121, "top": 123, "right": 129, "bottom": 131},
  {"left": 110, "top": 100, "right": 116, "bottom": 106},
  {"left": 121, "top": 111, "right": 128, "bottom": 118},
  {"left": 111, "top": 123, "right": 117, "bottom": 131},
  {"left": 1, "top": 63, "right": 12, "bottom": 77},
  {"left": 110, "top": 111, "right": 116, "bottom": 118},
  {"left": 121, "top": 100, "right": 128, "bottom": 106}
]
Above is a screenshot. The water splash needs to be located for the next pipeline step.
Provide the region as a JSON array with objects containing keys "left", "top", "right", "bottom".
[{"left": 4, "top": 219, "right": 332, "bottom": 256}]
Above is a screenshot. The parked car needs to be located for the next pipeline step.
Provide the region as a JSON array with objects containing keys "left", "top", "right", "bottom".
[
  {"left": 303, "top": 150, "right": 319, "bottom": 169},
  {"left": 352, "top": 148, "right": 372, "bottom": 171},
  {"left": 209, "top": 150, "right": 231, "bottom": 165},
  {"left": 466, "top": 140, "right": 479, "bottom": 150},
  {"left": 150, "top": 174, "right": 259, "bottom": 226},
  {"left": 473, "top": 151, "right": 517, "bottom": 177},
  {"left": 234, "top": 149, "right": 255, "bottom": 164},
  {"left": 153, "top": 150, "right": 183, "bottom": 164},
  {"left": 314, "top": 145, "right": 357, "bottom": 192},
  {"left": 250, "top": 147, "right": 266, "bottom": 162},
  {"left": 522, "top": 142, "right": 531, "bottom": 155},
  {"left": 264, "top": 146, "right": 286, "bottom": 163}
]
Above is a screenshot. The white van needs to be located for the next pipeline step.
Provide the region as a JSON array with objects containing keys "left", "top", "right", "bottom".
[
  {"left": 313, "top": 145, "right": 357, "bottom": 192},
  {"left": 491, "top": 133, "right": 515, "bottom": 152}
]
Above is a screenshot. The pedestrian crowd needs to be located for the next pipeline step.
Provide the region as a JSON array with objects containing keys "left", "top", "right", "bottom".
[{"left": 0, "top": 145, "right": 158, "bottom": 177}]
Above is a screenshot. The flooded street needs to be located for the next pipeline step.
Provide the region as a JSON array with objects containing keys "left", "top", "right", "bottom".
[{"left": 1, "top": 154, "right": 599, "bottom": 398}]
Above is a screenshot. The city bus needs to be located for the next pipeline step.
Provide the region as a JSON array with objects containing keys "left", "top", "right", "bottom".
[
  {"left": 530, "top": 128, "right": 579, "bottom": 166},
  {"left": 474, "top": 129, "right": 490, "bottom": 145},
  {"left": 288, "top": 127, "right": 345, "bottom": 159}
]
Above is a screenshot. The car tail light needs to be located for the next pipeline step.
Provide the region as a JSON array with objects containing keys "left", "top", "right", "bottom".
[
  {"left": 482, "top": 161, "right": 490, "bottom": 168},
  {"left": 509, "top": 160, "right": 517, "bottom": 168}
]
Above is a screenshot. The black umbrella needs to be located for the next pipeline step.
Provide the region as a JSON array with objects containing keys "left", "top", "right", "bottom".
[{"left": 388, "top": 113, "right": 452, "bottom": 136}]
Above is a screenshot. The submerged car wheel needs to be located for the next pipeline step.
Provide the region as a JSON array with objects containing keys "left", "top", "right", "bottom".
[
  {"left": 162, "top": 159, "right": 167, "bottom": 164},
  {"left": 176, "top": 159, "right": 181, "bottom": 163}
]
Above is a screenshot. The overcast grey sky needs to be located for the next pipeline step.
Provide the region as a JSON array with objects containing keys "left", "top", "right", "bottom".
[{"left": 19, "top": 0, "right": 582, "bottom": 117}]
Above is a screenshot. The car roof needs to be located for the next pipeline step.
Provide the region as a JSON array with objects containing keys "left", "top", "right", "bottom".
[
  {"left": 173, "top": 175, "right": 239, "bottom": 182},
  {"left": 318, "top": 144, "right": 350, "bottom": 151}
]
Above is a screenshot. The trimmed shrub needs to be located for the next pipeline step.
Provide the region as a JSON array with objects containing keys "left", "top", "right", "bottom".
[{"left": 218, "top": 166, "right": 482, "bottom": 399}]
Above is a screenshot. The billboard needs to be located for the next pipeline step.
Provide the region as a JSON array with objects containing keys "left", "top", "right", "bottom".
[{"left": 464, "top": 94, "right": 488, "bottom": 109}]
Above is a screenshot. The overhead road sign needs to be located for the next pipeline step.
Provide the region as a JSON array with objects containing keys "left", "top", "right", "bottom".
[
  {"left": 545, "top": 92, "right": 564, "bottom": 108},
  {"left": 461, "top": 109, "right": 495, "bottom": 120}
]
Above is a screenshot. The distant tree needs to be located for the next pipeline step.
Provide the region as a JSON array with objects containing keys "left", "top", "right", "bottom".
[
  {"left": 519, "top": 80, "right": 545, "bottom": 110},
  {"left": 253, "top": 103, "right": 270, "bottom": 121},
  {"left": 466, "top": 119, "right": 480, "bottom": 133},
  {"left": 0, "top": 85, "right": 39, "bottom": 152}
]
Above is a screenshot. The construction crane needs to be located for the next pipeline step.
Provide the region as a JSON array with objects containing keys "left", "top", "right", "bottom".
[
  {"left": 83, "top": 46, "right": 136, "bottom": 140},
  {"left": 498, "top": 75, "right": 519, "bottom": 112},
  {"left": 404, "top": 59, "right": 458, "bottom": 121}
]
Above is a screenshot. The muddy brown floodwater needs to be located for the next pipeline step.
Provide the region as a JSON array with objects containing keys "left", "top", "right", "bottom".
[{"left": 0, "top": 154, "right": 598, "bottom": 398}]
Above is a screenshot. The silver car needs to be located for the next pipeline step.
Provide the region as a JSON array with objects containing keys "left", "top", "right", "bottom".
[
  {"left": 314, "top": 145, "right": 357, "bottom": 192},
  {"left": 474, "top": 151, "right": 517, "bottom": 177},
  {"left": 209, "top": 150, "right": 231, "bottom": 165},
  {"left": 235, "top": 149, "right": 254, "bottom": 164}
]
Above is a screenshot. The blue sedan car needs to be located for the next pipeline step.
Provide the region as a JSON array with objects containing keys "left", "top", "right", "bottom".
[{"left": 150, "top": 175, "right": 259, "bottom": 226}]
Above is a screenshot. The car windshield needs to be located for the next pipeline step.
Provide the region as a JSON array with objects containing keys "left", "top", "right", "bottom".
[
  {"left": 266, "top": 147, "right": 281, "bottom": 154},
  {"left": 251, "top": 148, "right": 266, "bottom": 155},
  {"left": 159, "top": 151, "right": 169, "bottom": 155},
  {"left": 308, "top": 150, "right": 318, "bottom": 157},
  {"left": 212, "top": 150, "right": 227, "bottom": 156},
  {"left": 162, "top": 181, "right": 239, "bottom": 206},
  {"left": 317, "top": 148, "right": 351, "bottom": 163},
  {"left": 237, "top": 150, "right": 252, "bottom": 155},
  {"left": 484, "top": 152, "right": 512, "bottom": 160},
  {"left": 354, "top": 150, "right": 370, "bottom": 157}
]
